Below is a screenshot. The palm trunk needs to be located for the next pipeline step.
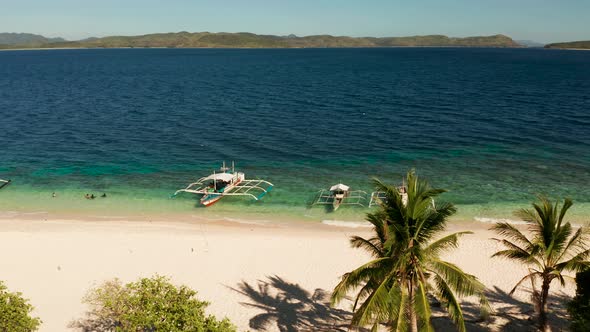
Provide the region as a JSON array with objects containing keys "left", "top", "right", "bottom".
[{"left": 538, "top": 278, "right": 551, "bottom": 332}]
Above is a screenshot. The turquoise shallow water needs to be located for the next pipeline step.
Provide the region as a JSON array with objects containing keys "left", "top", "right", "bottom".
[{"left": 1, "top": 48, "right": 589, "bottom": 224}]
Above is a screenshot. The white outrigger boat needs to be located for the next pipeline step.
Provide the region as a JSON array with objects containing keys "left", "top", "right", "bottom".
[
  {"left": 172, "top": 162, "right": 273, "bottom": 207},
  {"left": 313, "top": 183, "right": 367, "bottom": 211},
  {"left": 0, "top": 178, "right": 10, "bottom": 190}
]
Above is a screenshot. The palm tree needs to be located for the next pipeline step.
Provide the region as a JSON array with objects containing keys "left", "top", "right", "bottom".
[
  {"left": 331, "top": 170, "right": 489, "bottom": 332},
  {"left": 491, "top": 196, "right": 590, "bottom": 331}
]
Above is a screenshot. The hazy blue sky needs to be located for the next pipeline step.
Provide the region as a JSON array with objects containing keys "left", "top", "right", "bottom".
[{"left": 1, "top": 0, "right": 588, "bottom": 43}]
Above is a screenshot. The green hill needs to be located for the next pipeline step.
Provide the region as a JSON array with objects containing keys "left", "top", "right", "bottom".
[
  {"left": 0, "top": 32, "right": 520, "bottom": 49},
  {"left": 0, "top": 33, "right": 65, "bottom": 45},
  {"left": 545, "top": 41, "right": 590, "bottom": 49}
]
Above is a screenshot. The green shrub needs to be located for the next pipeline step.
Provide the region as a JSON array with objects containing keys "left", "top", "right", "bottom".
[
  {"left": 0, "top": 281, "right": 41, "bottom": 332},
  {"left": 71, "top": 275, "right": 236, "bottom": 332},
  {"left": 569, "top": 269, "right": 590, "bottom": 332}
]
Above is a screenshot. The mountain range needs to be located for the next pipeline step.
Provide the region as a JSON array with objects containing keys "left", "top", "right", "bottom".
[
  {"left": 0, "top": 32, "right": 521, "bottom": 49},
  {"left": 0, "top": 32, "right": 65, "bottom": 45}
]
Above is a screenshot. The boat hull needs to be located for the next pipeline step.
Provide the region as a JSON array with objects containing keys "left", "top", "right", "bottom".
[
  {"left": 200, "top": 194, "right": 223, "bottom": 206},
  {"left": 332, "top": 193, "right": 345, "bottom": 211}
]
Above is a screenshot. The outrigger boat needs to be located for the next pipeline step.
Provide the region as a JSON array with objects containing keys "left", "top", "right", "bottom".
[
  {"left": 172, "top": 162, "right": 273, "bottom": 207},
  {"left": 0, "top": 178, "right": 10, "bottom": 190},
  {"left": 313, "top": 183, "right": 367, "bottom": 211}
]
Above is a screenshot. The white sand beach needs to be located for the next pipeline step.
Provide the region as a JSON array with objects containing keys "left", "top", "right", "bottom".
[{"left": 0, "top": 217, "right": 575, "bottom": 331}]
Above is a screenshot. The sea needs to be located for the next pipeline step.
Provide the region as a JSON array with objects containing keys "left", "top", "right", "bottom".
[{"left": 0, "top": 47, "right": 589, "bottom": 224}]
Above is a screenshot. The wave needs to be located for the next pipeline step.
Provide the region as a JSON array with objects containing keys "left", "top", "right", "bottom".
[
  {"left": 221, "top": 217, "right": 273, "bottom": 226},
  {"left": 474, "top": 217, "right": 528, "bottom": 225},
  {"left": 475, "top": 216, "right": 584, "bottom": 228},
  {"left": 321, "top": 220, "right": 372, "bottom": 228}
]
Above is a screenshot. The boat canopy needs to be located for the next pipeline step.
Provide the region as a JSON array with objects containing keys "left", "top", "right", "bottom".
[
  {"left": 202, "top": 173, "right": 235, "bottom": 182},
  {"left": 330, "top": 183, "right": 349, "bottom": 192}
]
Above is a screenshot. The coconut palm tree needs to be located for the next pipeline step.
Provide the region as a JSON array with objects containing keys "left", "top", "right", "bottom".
[
  {"left": 491, "top": 196, "right": 590, "bottom": 332},
  {"left": 331, "top": 170, "right": 489, "bottom": 332}
]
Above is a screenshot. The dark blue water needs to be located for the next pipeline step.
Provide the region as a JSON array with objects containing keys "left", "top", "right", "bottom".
[{"left": 0, "top": 48, "right": 589, "bottom": 221}]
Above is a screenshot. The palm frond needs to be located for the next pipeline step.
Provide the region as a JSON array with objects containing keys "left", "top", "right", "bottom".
[
  {"left": 533, "top": 196, "right": 557, "bottom": 248},
  {"left": 508, "top": 272, "right": 539, "bottom": 296},
  {"left": 491, "top": 239, "right": 543, "bottom": 268},
  {"left": 350, "top": 236, "right": 384, "bottom": 258},
  {"left": 331, "top": 257, "right": 390, "bottom": 305},
  {"left": 547, "top": 222, "right": 573, "bottom": 262},
  {"left": 550, "top": 271, "right": 566, "bottom": 287},
  {"left": 350, "top": 275, "right": 398, "bottom": 328},
  {"left": 514, "top": 207, "right": 539, "bottom": 224},
  {"left": 428, "top": 259, "right": 486, "bottom": 298},
  {"left": 554, "top": 248, "right": 590, "bottom": 273},
  {"left": 353, "top": 280, "right": 380, "bottom": 311},
  {"left": 392, "top": 284, "right": 408, "bottom": 332},
  {"left": 414, "top": 281, "right": 434, "bottom": 332},
  {"left": 556, "top": 226, "right": 590, "bottom": 263},
  {"left": 432, "top": 274, "right": 466, "bottom": 332},
  {"left": 366, "top": 212, "right": 389, "bottom": 245},
  {"left": 414, "top": 203, "right": 457, "bottom": 245},
  {"left": 425, "top": 231, "right": 473, "bottom": 257},
  {"left": 490, "top": 222, "right": 533, "bottom": 248},
  {"left": 557, "top": 198, "right": 574, "bottom": 228}
]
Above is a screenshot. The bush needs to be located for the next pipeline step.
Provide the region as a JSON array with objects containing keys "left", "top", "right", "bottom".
[
  {"left": 71, "top": 275, "right": 236, "bottom": 332},
  {"left": 568, "top": 269, "right": 590, "bottom": 332},
  {"left": 0, "top": 281, "right": 41, "bottom": 332}
]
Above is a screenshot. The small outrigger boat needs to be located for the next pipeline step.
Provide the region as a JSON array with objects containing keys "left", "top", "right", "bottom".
[
  {"left": 313, "top": 183, "right": 367, "bottom": 211},
  {"left": 0, "top": 178, "right": 10, "bottom": 190},
  {"left": 172, "top": 162, "right": 273, "bottom": 207}
]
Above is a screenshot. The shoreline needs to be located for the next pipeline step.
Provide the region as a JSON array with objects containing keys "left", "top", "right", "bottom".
[
  {"left": 2, "top": 206, "right": 588, "bottom": 228},
  {"left": 0, "top": 209, "right": 522, "bottom": 228}
]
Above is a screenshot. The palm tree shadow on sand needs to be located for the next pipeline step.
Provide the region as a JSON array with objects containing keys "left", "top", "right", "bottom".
[
  {"left": 432, "top": 286, "right": 570, "bottom": 332},
  {"left": 231, "top": 275, "right": 364, "bottom": 332}
]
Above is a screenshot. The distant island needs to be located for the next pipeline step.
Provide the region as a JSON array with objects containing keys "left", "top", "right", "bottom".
[
  {"left": 545, "top": 40, "right": 590, "bottom": 50},
  {"left": 515, "top": 40, "right": 545, "bottom": 48},
  {"left": 0, "top": 32, "right": 521, "bottom": 49},
  {"left": 0, "top": 32, "right": 65, "bottom": 45}
]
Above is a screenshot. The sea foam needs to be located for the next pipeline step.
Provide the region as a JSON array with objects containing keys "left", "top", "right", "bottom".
[
  {"left": 475, "top": 216, "right": 583, "bottom": 228},
  {"left": 321, "top": 220, "right": 372, "bottom": 228},
  {"left": 474, "top": 217, "right": 528, "bottom": 225}
]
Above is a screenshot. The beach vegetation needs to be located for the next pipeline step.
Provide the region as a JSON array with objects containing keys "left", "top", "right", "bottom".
[
  {"left": 491, "top": 196, "right": 590, "bottom": 332},
  {"left": 331, "top": 170, "right": 489, "bottom": 332},
  {"left": 71, "top": 275, "right": 236, "bottom": 332},
  {"left": 568, "top": 268, "right": 590, "bottom": 331},
  {"left": 0, "top": 281, "right": 41, "bottom": 332}
]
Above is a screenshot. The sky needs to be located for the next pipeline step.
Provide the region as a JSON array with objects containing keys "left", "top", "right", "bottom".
[{"left": 1, "top": 0, "right": 589, "bottom": 43}]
